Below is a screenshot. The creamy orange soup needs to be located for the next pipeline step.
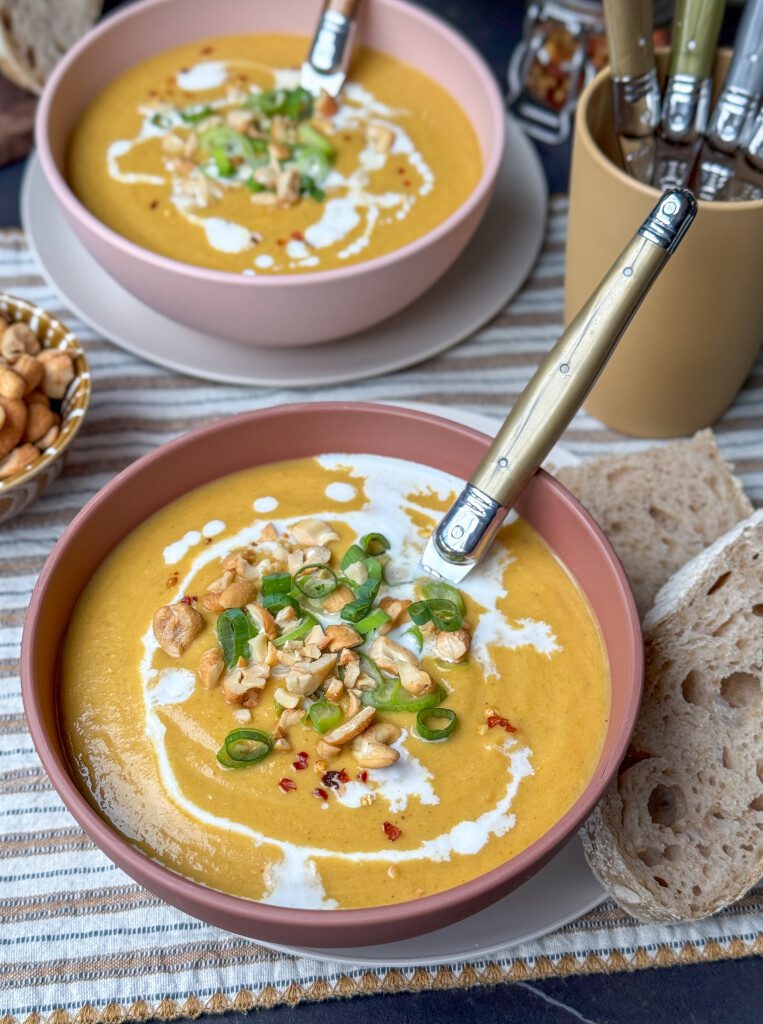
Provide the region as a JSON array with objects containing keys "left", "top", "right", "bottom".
[
  {"left": 60, "top": 454, "right": 610, "bottom": 909},
  {"left": 67, "top": 35, "right": 483, "bottom": 274}
]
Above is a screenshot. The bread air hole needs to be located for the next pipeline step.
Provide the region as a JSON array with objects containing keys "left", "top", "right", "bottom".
[
  {"left": 706, "top": 571, "right": 731, "bottom": 595},
  {"left": 647, "top": 784, "right": 686, "bottom": 828},
  {"left": 752, "top": 604, "right": 763, "bottom": 617},
  {"left": 719, "top": 671, "right": 760, "bottom": 708},
  {"left": 648, "top": 505, "right": 673, "bottom": 527},
  {"left": 750, "top": 795, "right": 763, "bottom": 812},
  {"left": 681, "top": 670, "right": 702, "bottom": 705}
]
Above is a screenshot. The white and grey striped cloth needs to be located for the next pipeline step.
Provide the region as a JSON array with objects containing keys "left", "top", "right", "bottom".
[{"left": 1, "top": 201, "right": 761, "bottom": 1022}]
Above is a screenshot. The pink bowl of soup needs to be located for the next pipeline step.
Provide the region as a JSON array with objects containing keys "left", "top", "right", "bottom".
[
  {"left": 35, "top": 0, "right": 505, "bottom": 347},
  {"left": 21, "top": 403, "right": 642, "bottom": 947}
]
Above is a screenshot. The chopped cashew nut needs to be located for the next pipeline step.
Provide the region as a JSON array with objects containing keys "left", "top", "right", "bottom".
[
  {"left": 366, "top": 124, "right": 395, "bottom": 153},
  {"left": 324, "top": 624, "right": 363, "bottom": 652},
  {"left": 350, "top": 735, "right": 400, "bottom": 768},
  {"left": 218, "top": 578, "right": 256, "bottom": 609},
  {"left": 305, "top": 625, "right": 331, "bottom": 650},
  {"left": 344, "top": 561, "right": 368, "bottom": 587},
  {"left": 316, "top": 739, "right": 341, "bottom": 760},
  {"left": 197, "top": 647, "right": 224, "bottom": 689},
  {"left": 37, "top": 349, "right": 75, "bottom": 400},
  {"left": 323, "top": 706, "right": 376, "bottom": 746},
  {"left": 246, "top": 602, "right": 277, "bottom": 638},
  {"left": 368, "top": 635, "right": 418, "bottom": 673},
  {"left": 322, "top": 584, "right": 355, "bottom": 612},
  {"left": 1, "top": 322, "right": 40, "bottom": 361},
  {"left": 222, "top": 664, "right": 269, "bottom": 706},
  {"left": 285, "top": 652, "right": 338, "bottom": 695},
  {"left": 370, "top": 722, "right": 402, "bottom": 745},
  {"left": 273, "top": 686, "right": 301, "bottom": 710},
  {"left": 289, "top": 518, "right": 339, "bottom": 547},
  {"left": 152, "top": 603, "right": 204, "bottom": 658},
  {"left": 434, "top": 627, "right": 471, "bottom": 663},
  {"left": 378, "top": 596, "right": 411, "bottom": 634},
  {"left": 398, "top": 661, "right": 437, "bottom": 696},
  {"left": 324, "top": 677, "right": 344, "bottom": 701}
]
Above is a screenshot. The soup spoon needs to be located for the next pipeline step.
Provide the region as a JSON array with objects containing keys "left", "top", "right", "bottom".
[
  {"left": 301, "top": 0, "right": 361, "bottom": 98},
  {"left": 421, "top": 187, "right": 698, "bottom": 585}
]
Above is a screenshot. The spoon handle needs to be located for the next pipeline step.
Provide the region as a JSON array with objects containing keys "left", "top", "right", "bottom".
[{"left": 469, "top": 189, "right": 696, "bottom": 510}]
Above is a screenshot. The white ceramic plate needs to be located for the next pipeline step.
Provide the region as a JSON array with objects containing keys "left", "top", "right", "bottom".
[
  {"left": 22, "top": 116, "right": 546, "bottom": 387},
  {"left": 256, "top": 406, "right": 596, "bottom": 968}
]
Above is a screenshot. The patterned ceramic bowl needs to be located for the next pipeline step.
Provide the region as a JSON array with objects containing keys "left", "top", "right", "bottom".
[{"left": 0, "top": 294, "right": 90, "bottom": 524}]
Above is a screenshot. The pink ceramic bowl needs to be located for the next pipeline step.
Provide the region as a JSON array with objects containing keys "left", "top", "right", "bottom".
[
  {"left": 35, "top": 0, "right": 505, "bottom": 348},
  {"left": 21, "top": 403, "right": 642, "bottom": 948}
]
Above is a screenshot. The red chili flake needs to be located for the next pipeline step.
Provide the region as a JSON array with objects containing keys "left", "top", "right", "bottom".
[
  {"left": 278, "top": 778, "right": 297, "bottom": 793},
  {"left": 149, "top": 200, "right": 160, "bottom": 210},
  {"left": 403, "top": 179, "right": 412, "bottom": 188},
  {"left": 277, "top": 238, "right": 286, "bottom": 246},
  {"left": 312, "top": 787, "right": 328, "bottom": 800},
  {"left": 357, "top": 770, "right": 368, "bottom": 783},
  {"left": 293, "top": 751, "right": 309, "bottom": 771},
  {"left": 487, "top": 714, "right": 517, "bottom": 734},
  {"left": 383, "top": 821, "right": 401, "bottom": 842},
  {"left": 180, "top": 595, "right": 197, "bottom": 606},
  {"left": 397, "top": 167, "right": 405, "bottom": 175},
  {"left": 321, "top": 768, "right": 350, "bottom": 790},
  {"left": 200, "top": 45, "right": 214, "bottom": 55},
  {"left": 291, "top": 230, "right": 304, "bottom": 241},
  {"left": 343, "top": 134, "right": 353, "bottom": 142}
]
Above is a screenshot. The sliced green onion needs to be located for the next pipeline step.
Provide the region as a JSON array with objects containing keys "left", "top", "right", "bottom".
[
  {"left": 416, "top": 707, "right": 457, "bottom": 741},
  {"left": 360, "top": 533, "right": 390, "bottom": 556},
  {"left": 272, "top": 612, "right": 318, "bottom": 648},
  {"left": 300, "top": 175, "right": 325, "bottom": 202},
  {"left": 354, "top": 608, "right": 391, "bottom": 635},
  {"left": 150, "top": 112, "right": 173, "bottom": 129},
  {"left": 262, "top": 592, "right": 300, "bottom": 614},
  {"left": 420, "top": 580, "right": 466, "bottom": 615},
  {"left": 200, "top": 125, "right": 260, "bottom": 164},
  {"left": 407, "top": 598, "right": 462, "bottom": 632},
  {"left": 297, "top": 122, "right": 336, "bottom": 158},
  {"left": 340, "top": 544, "right": 366, "bottom": 570},
  {"left": 245, "top": 176, "right": 266, "bottom": 193},
  {"left": 284, "top": 86, "right": 313, "bottom": 121},
  {"left": 263, "top": 572, "right": 292, "bottom": 596},
  {"left": 216, "top": 747, "right": 246, "bottom": 769},
  {"left": 294, "top": 563, "right": 338, "bottom": 600},
  {"left": 435, "top": 658, "right": 471, "bottom": 671},
  {"left": 362, "top": 677, "right": 447, "bottom": 713},
  {"left": 293, "top": 147, "right": 332, "bottom": 185},
  {"left": 180, "top": 105, "right": 213, "bottom": 124},
  {"left": 217, "top": 607, "right": 258, "bottom": 669},
  {"left": 403, "top": 625, "right": 424, "bottom": 653},
  {"left": 340, "top": 558, "right": 383, "bottom": 622},
  {"left": 307, "top": 699, "right": 342, "bottom": 734},
  {"left": 257, "top": 88, "right": 287, "bottom": 115},
  {"left": 212, "top": 147, "right": 234, "bottom": 176},
  {"left": 223, "top": 728, "right": 272, "bottom": 764}
]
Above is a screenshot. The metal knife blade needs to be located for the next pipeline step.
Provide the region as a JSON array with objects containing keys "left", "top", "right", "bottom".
[
  {"left": 724, "top": 106, "right": 763, "bottom": 200},
  {"left": 300, "top": 0, "right": 360, "bottom": 98},
  {"left": 619, "top": 133, "right": 658, "bottom": 183},
  {"left": 695, "top": 140, "right": 737, "bottom": 199},
  {"left": 653, "top": 0, "right": 725, "bottom": 190}
]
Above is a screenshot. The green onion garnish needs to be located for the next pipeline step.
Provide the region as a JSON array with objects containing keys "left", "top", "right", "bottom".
[
  {"left": 261, "top": 592, "right": 300, "bottom": 614},
  {"left": 360, "top": 533, "right": 391, "bottom": 556},
  {"left": 420, "top": 581, "right": 466, "bottom": 615},
  {"left": 307, "top": 699, "right": 342, "bottom": 734},
  {"left": 212, "top": 147, "right": 234, "bottom": 176},
  {"left": 358, "top": 653, "right": 383, "bottom": 686},
  {"left": 294, "top": 563, "right": 338, "bottom": 600},
  {"left": 180, "top": 105, "right": 213, "bottom": 124},
  {"left": 403, "top": 625, "right": 424, "bottom": 652},
  {"left": 218, "top": 728, "right": 272, "bottom": 767},
  {"left": 217, "top": 608, "right": 258, "bottom": 669},
  {"left": 407, "top": 598, "right": 462, "bottom": 632},
  {"left": 284, "top": 86, "right": 314, "bottom": 121},
  {"left": 340, "top": 558, "right": 383, "bottom": 622},
  {"left": 245, "top": 177, "right": 266, "bottom": 193},
  {"left": 300, "top": 175, "right": 325, "bottom": 202},
  {"left": 272, "top": 612, "right": 318, "bottom": 648},
  {"left": 362, "top": 677, "right": 447, "bottom": 713},
  {"left": 354, "top": 607, "right": 391, "bottom": 635},
  {"left": 297, "top": 122, "right": 336, "bottom": 158},
  {"left": 257, "top": 88, "right": 287, "bottom": 116},
  {"left": 150, "top": 112, "right": 173, "bottom": 129},
  {"left": 263, "top": 572, "right": 292, "bottom": 596},
  {"left": 340, "top": 544, "right": 366, "bottom": 570},
  {"left": 416, "top": 707, "right": 457, "bottom": 741}
]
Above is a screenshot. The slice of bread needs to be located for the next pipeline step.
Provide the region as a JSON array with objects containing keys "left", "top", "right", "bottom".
[
  {"left": 581, "top": 510, "right": 762, "bottom": 922},
  {"left": 0, "top": 0, "right": 101, "bottom": 94},
  {"left": 556, "top": 430, "right": 752, "bottom": 618}
]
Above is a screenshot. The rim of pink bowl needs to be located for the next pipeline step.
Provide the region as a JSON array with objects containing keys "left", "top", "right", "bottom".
[
  {"left": 20, "top": 403, "right": 643, "bottom": 943},
  {"left": 35, "top": 0, "right": 507, "bottom": 289}
]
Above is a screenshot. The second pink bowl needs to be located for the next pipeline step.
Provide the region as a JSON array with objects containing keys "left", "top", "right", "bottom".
[{"left": 36, "top": 0, "right": 506, "bottom": 348}]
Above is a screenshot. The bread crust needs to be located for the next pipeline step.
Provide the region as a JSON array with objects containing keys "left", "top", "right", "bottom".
[
  {"left": 0, "top": 0, "right": 102, "bottom": 94},
  {"left": 581, "top": 511, "right": 763, "bottom": 922}
]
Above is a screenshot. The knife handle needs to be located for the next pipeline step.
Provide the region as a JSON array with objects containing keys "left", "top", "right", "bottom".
[
  {"left": 669, "top": 0, "right": 725, "bottom": 80},
  {"left": 603, "top": 0, "right": 655, "bottom": 79},
  {"left": 325, "top": 0, "right": 360, "bottom": 16},
  {"left": 723, "top": 0, "right": 763, "bottom": 96},
  {"left": 468, "top": 191, "right": 697, "bottom": 511}
]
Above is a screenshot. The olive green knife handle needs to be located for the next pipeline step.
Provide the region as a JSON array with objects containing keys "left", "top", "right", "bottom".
[
  {"left": 603, "top": 0, "right": 655, "bottom": 79},
  {"left": 469, "top": 236, "right": 666, "bottom": 507},
  {"left": 669, "top": 0, "right": 725, "bottom": 79}
]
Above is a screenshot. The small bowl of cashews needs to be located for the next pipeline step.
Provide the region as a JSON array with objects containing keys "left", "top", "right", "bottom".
[{"left": 0, "top": 294, "right": 90, "bottom": 525}]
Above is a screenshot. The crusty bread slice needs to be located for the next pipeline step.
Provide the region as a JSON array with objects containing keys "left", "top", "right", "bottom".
[
  {"left": 0, "top": 0, "right": 101, "bottom": 94},
  {"left": 581, "top": 510, "right": 763, "bottom": 922},
  {"left": 556, "top": 430, "right": 752, "bottom": 618}
]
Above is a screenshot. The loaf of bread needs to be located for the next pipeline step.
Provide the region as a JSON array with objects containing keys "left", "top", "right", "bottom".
[
  {"left": 581, "top": 511, "right": 762, "bottom": 922},
  {"left": 556, "top": 430, "right": 752, "bottom": 617},
  {"left": 0, "top": 0, "right": 101, "bottom": 94}
]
